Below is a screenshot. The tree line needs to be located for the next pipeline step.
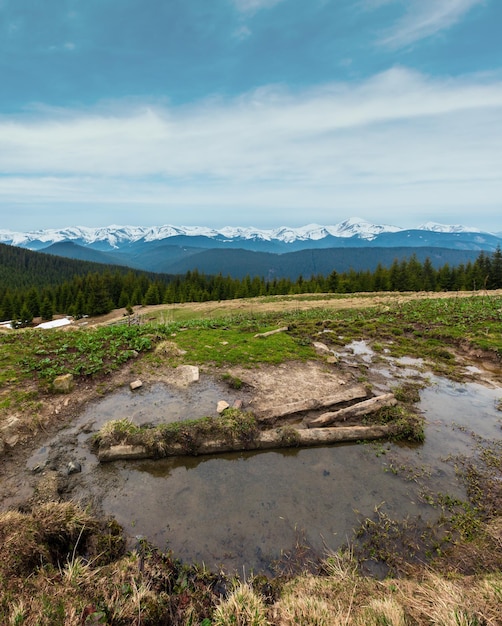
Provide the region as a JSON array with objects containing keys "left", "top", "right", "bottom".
[{"left": 1, "top": 247, "right": 501, "bottom": 326}]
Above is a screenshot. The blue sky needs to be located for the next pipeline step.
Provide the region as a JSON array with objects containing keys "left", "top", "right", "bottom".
[{"left": 1, "top": 0, "right": 501, "bottom": 232}]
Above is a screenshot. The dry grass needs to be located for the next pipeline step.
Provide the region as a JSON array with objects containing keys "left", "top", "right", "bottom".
[
  {"left": 269, "top": 550, "right": 502, "bottom": 626},
  {"left": 1, "top": 505, "right": 501, "bottom": 624},
  {"left": 212, "top": 583, "right": 270, "bottom": 626}
]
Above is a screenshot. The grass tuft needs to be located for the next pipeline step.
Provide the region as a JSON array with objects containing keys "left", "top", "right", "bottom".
[{"left": 212, "top": 583, "right": 269, "bottom": 626}]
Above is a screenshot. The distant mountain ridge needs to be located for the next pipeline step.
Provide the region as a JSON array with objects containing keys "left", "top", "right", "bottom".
[
  {"left": 1, "top": 217, "right": 500, "bottom": 279},
  {"left": 0, "top": 217, "right": 494, "bottom": 250}
]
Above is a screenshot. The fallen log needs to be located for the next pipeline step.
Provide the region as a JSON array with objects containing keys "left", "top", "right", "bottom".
[
  {"left": 97, "top": 423, "right": 394, "bottom": 462},
  {"left": 307, "top": 393, "right": 397, "bottom": 428},
  {"left": 255, "top": 385, "right": 368, "bottom": 422},
  {"left": 254, "top": 326, "right": 289, "bottom": 338}
]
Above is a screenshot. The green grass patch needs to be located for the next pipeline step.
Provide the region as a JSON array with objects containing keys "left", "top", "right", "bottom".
[
  {"left": 367, "top": 405, "right": 425, "bottom": 443},
  {"left": 162, "top": 322, "right": 315, "bottom": 367}
]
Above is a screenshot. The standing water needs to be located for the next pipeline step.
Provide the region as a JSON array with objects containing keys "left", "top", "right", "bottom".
[{"left": 28, "top": 372, "right": 502, "bottom": 574}]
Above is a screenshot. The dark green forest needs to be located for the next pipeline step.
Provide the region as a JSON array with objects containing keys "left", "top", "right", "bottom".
[{"left": 1, "top": 242, "right": 501, "bottom": 326}]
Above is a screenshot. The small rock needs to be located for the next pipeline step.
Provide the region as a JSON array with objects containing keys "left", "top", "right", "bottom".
[
  {"left": 1, "top": 416, "right": 21, "bottom": 448},
  {"left": 130, "top": 379, "right": 143, "bottom": 391},
  {"left": 312, "top": 341, "right": 333, "bottom": 355},
  {"left": 67, "top": 461, "right": 82, "bottom": 475},
  {"left": 217, "top": 401, "right": 230, "bottom": 414},
  {"left": 326, "top": 355, "right": 339, "bottom": 364},
  {"left": 53, "top": 373, "right": 74, "bottom": 393},
  {"left": 232, "top": 399, "right": 243, "bottom": 410}
]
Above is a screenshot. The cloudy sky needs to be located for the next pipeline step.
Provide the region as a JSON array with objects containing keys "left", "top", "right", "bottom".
[{"left": 1, "top": 0, "right": 501, "bottom": 232}]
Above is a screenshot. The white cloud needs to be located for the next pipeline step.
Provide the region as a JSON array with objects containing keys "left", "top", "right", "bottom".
[
  {"left": 1, "top": 67, "right": 501, "bottom": 229},
  {"left": 374, "top": 0, "right": 484, "bottom": 48},
  {"left": 232, "top": 0, "right": 286, "bottom": 14},
  {"left": 233, "top": 25, "right": 252, "bottom": 40}
]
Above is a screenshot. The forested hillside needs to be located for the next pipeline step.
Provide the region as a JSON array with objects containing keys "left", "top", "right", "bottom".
[
  {"left": 1, "top": 242, "right": 501, "bottom": 326},
  {"left": 0, "top": 242, "right": 166, "bottom": 289}
]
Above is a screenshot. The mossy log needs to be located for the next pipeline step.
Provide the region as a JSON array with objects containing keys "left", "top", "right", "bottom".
[{"left": 97, "top": 423, "right": 394, "bottom": 462}]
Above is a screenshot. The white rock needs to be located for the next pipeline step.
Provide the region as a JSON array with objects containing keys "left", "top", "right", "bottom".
[
  {"left": 175, "top": 365, "right": 199, "bottom": 385},
  {"left": 217, "top": 401, "right": 230, "bottom": 414}
]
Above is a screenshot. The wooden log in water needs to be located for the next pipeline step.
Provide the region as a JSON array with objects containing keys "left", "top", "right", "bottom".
[
  {"left": 97, "top": 423, "right": 394, "bottom": 462},
  {"left": 255, "top": 385, "right": 368, "bottom": 422},
  {"left": 307, "top": 393, "right": 397, "bottom": 428}
]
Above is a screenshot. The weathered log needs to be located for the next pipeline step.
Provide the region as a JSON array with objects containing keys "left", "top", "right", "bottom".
[
  {"left": 308, "top": 393, "right": 397, "bottom": 428},
  {"left": 97, "top": 423, "right": 394, "bottom": 462},
  {"left": 254, "top": 326, "right": 289, "bottom": 338},
  {"left": 256, "top": 385, "right": 368, "bottom": 422},
  {"left": 98, "top": 444, "right": 151, "bottom": 462}
]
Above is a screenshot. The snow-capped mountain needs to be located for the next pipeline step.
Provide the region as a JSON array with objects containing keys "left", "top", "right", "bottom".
[
  {"left": 0, "top": 217, "right": 405, "bottom": 249},
  {"left": 1, "top": 217, "right": 500, "bottom": 278},
  {"left": 0, "top": 218, "right": 500, "bottom": 267},
  {"left": 417, "top": 222, "right": 482, "bottom": 234}
]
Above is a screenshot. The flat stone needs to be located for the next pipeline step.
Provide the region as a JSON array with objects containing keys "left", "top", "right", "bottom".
[
  {"left": 53, "top": 373, "right": 74, "bottom": 393},
  {"left": 130, "top": 379, "right": 143, "bottom": 391},
  {"left": 312, "top": 341, "right": 333, "bottom": 355},
  {"left": 175, "top": 365, "right": 199, "bottom": 385},
  {"left": 217, "top": 401, "right": 230, "bottom": 414}
]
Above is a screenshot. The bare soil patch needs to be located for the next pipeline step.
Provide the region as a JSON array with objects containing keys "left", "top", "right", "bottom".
[{"left": 228, "top": 360, "right": 356, "bottom": 414}]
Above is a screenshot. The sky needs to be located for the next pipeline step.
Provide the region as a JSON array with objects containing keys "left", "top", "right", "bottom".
[{"left": 1, "top": 0, "right": 501, "bottom": 233}]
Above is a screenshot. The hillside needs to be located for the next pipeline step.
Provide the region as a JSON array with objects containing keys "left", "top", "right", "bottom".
[
  {"left": 21, "top": 240, "right": 485, "bottom": 279},
  {"left": 0, "top": 242, "right": 173, "bottom": 291},
  {"left": 161, "top": 245, "right": 482, "bottom": 279}
]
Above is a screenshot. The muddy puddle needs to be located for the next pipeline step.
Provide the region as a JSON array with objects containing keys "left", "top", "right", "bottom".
[{"left": 27, "top": 366, "right": 502, "bottom": 575}]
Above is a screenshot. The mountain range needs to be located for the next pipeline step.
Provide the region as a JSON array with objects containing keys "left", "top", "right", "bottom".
[{"left": 1, "top": 218, "right": 500, "bottom": 279}]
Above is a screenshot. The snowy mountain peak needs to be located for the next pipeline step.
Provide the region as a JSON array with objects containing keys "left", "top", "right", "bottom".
[
  {"left": 0, "top": 218, "right": 491, "bottom": 250},
  {"left": 418, "top": 222, "right": 482, "bottom": 234},
  {"left": 331, "top": 217, "right": 402, "bottom": 240}
]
